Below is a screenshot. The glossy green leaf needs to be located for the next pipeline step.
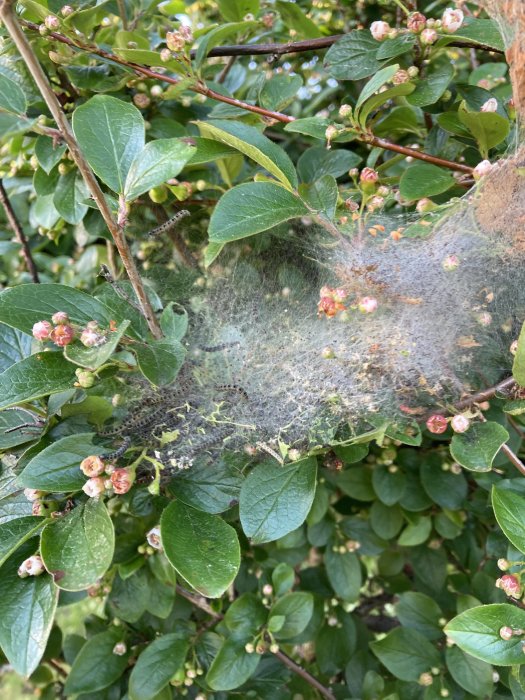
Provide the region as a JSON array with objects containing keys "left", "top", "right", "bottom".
[
  {"left": 396, "top": 592, "right": 443, "bottom": 641},
  {"left": 0, "top": 408, "right": 45, "bottom": 449},
  {"left": 357, "top": 83, "right": 415, "bottom": 129},
  {"left": 299, "top": 174, "right": 338, "bottom": 220},
  {"left": 187, "top": 137, "right": 238, "bottom": 165},
  {"left": 18, "top": 433, "right": 107, "bottom": 492},
  {"left": 0, "top": 352, "right": 78, "bottom": 410},
  {"left": 446, "top": 645, "right": 493, "bottom": 696},
  {"left": 0, "top": 540, "right": 58, "bottom": 677},
  {"left": 376, "top": 33, "right": 416, "bottom": 59},
  {"left": 356, "top": 64, "right": 399, "bottom": 109},
  {"left": 206, "top": 638, "right": 260, "bottom": 691},
  {"left": 284, "top": 117, "right": 332, "bottom": 139},
  {"left": 406, "top": 64, "right": 454, "bottom": 107},
  {"left": 450, "top": 421, "right": 509, "bottom": 471},
  {"left": 0, "top": 74, "right": 27, "bottom": 115},
  {"left": 161, "top": 501, "right": 240, "bottom": 598},
  {"left": 297, "top": 146, "right": 361, "bottom": 183},
  {"left": 133, "top": 337, "right": 186, "bottom": 386},
  {"left": 458, "top": 103, "right": 510, "bottom": 158},
  {"left": 445, "top": 604, "right": 525, "bottom": 665},
  {"left": 53, "top": 172, "right": 89, "bottom": 225},
  {"left": 40, "top": 499, "right": 115, "bottom": 590},
  {"left": 129, "top": 634, "right": 189, "bottom": 700},
  {"left": 269, "top": 592, "right": 314, "bottom": 639},
  {"left": 276, "top": 0, "right": 321, "bottom": 38},
  {"left": 196, "top": 120, "right": 298, "bottom": 189},
  {"left": 492, "top": 485, "right": 525, "bottom": 554},
  {"left": 325, "top": 548, "right": 361, "bottom": 601},
  {"left": 397, "top": 515, "right": 432, "bottom": 546},
  {"left": 0, "top": 323, "right": 31, "bottom": 372},
  {"left": 324, "top": 31, "right": 383, "bottom": 81},
  {"left": 0, "top": 517, "right": 45, "bottom": 568},
  {"left": 64, "top": 628, "right": 129, "bottom": 694},
  {"left": 217, "top": 0, "right": 259, "bottom": 22},
  {"left": 208, "top": 182, "right": 309, "bottom": 244},
  {"left": 259, "top": 74, "right": 303, "bottom": 112},
  {"left": 240, "top": 457, "right": 317, "bottom": 543},
  {"left": 370, "top": 627, "right": 441, "bottom": 681},
  {"left": 72, "top": 95, "right": 144, "bottom": 193},
  {"left": 167, "top": 456, "right": 242, "bottom": 514},
  {"left": 399, "top": 163, "right": 455, "bottom": 200},
  {"left": 224, "top": 593, "right": 267, "bottom": 638},
  {"left": 438, "top": 18, "right": 504, "bottom": 53},
  {"left": 123, "top": 139, "right": 195, "bottom": 202}
]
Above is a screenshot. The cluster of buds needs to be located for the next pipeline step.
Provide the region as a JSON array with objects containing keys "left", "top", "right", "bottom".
[
  {"left": 80, "top": 456, "right": 134, "bottom": 498},
  {"left": 18, "top": 555, "right": 45, "bottom": 578},
  {"left": 318, "top": 286, "right": 347, "bottom": 318},
  {"left": 426, "top": 413, "right": 471, "bottom": 435},
  {"left": 32, "top": 313, "right": 110, "bottom": 349},
  {"left": 163, "top": 24, "right": 193, "bottom": 60},
  {"left": 496, "top": 573, "right": 522, "bottom": 598},
  {"left": 372, "top": 8, "right": 464, "bottom": 48}
]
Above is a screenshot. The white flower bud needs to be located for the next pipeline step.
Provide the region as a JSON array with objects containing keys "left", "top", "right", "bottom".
[
  {"left": 442, "top": 8, "right": 464, "bottom": 34},
  {"left": 370, "top": 21, "right": 390, "bottom": 42}
]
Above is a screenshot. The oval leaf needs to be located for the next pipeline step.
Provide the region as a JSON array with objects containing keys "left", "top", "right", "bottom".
[
  {"left": 206, "top": 638, "right": 260, "bottom": 691},
  {"left": 450, "top": 422, "right": 509, "bottom": 471},
  {"left": 370, "top": 627, "right": 441, "bottom": 681},
  {"left": 64, "top": 628, "right": 129, "bottom": 694},
  {"left": 492, "top": 485, "right": 525, "bottom": 554},
  {"left": 129, "top": 633, "right": 189, "bottom": 700}
]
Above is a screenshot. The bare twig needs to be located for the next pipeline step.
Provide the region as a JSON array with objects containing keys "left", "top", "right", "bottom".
[
  {"left": 454, "top": 376, "right": 517, "bottom": 409},
  {"left": 3, "top": 5, "right": 162, "bottom": 338},
  {"left": 0, "top": 179, "right": 40, "bottom": 282}
]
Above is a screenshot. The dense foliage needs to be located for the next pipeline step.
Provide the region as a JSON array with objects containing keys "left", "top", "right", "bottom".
[{"left": 0, "top": 0, "right": 524, "bottom": 698}]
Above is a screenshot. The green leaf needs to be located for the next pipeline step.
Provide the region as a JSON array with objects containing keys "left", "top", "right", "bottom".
[
  {"left": 194, "top": 22, "right": 258, "bottom": 68},
  {"left": 0, "top": 408, "right": 45, "bottom": 449},
  {"left": 324, "top": 31, "right": 383, "bottom": 81},
  {"left": 376, "top": 33, "right": 416, "bottom": 59},
  {"left": 133, "top": 338, "right": 186, "bottom": 386},
  {"left": 40, "top": 499, "right": 115, "bottom": 590},
  {"left": 0, "top": 517, "right": 45, "bottom": 568},
  {"left": 123, "top": 139, "right": 195, "bottom": 202},
  {"left": 445, "top": 604, "right": 525, "bottom": 665},
  {"left": 259, "top": 74, "right": 303, "bottom": 112},
  {"left": 196, "top": 120, "right": 298, "bottom": 189},
  {"left": 325, "top": 548, "right": 361, "bottom": 601},
  {"left": 492, "top": 485, "right": 525, "bottom": 554},
  {"left": 297, "top": 146, "right": 361, "bottom": 183},
  {"left": 240, "top": 457, "right": 317, "bottom": 544},
  {"left": 458, "top": 103, "right": 510, "bottom": 158},
  {"left": 269, "top": 592, "right": 314, "bottom": 639},
  {"left": 356, "top": 64, "right": 399, "bottom": 109},
  {"left": 299, "top": 174, "right": 338, "bottom": 220},
  {"left": 276, "top": 0, "right": 322, "bottom": 38},
  {"left": 53, "top": 172, "right": 89, "bottom": 225},
  {"left": 438, "top": 17, "right": 504, "bottom": 53},
  {"left": 187, "top": 137, "right": 238, "bottom": 165},
  {"left": 513, "top": 321, "right": 525, "bottom": 386},
  {"left": 406, "top": 64, "right": 454, "bottom": 107},
  {"left": 161, "top": 500, "right": 240, "bottom": 598},
  {"left": 224, "top": 593, "right": 267, "bottom": 639},
  {"left": 0, "top": 540, "right": 58, "bottom": 677},
  {"left": 18, "top": 433, "right": 107, "bottom": 492},
  {"left": 159, "top": 303, "right": 188, "bottom": 341},
  {"left": 217, "top": 0, "right": 259, "bottom": 22},
  {"left": 284, "top": 117, "right": 332, "bottom": 139},
  {"left": 0, "top": 73, "right": 27, "bottom": 115},
  {"left": 272, "top": 563, "right": 295, "bottom": 596},
  {"left": 446, "top": 645, "right": 493, "bottom": 696},
  {"left": 167, "top": 456, "right": 242, "bottom": 514},
  {"left": 0, "top": 494, "right": 33, "bottom": 525},
  {"left": 357, "top": 83, "right": 415, "bottom": 129},
  {"left": 72, "top": 95, "right": 144, "bottom": 193},
  {"left": 399, "top": 163, "right": 455, "bottom": 201},
  {"left": 206, "top": 638, "right": 260, "bottom": 691},
  {"left": 420, "top": 455, "right": 468, "bottom": 510},
  {"left": 0, "top": 283, "right": 113, "bottom": 335},
  {"left": 450, "top": 421, "right": 509, "bottom": 471},
  {"left": 370, "top": 627, "right": 441, "bottom": 681},
  {"left": 396, "top": 592, "right": 443, "bottom": 641},
  {"left": 64, "top": 320, "right": 130, "bottom": 370},
  {"left": 208, "top": 182, "right": 309, "bottom": 244},
  {"left": 64, "top": 628, "right": 129, "bottom": 694},
  {"left": 129, "top": 634, "right": 189, "bottom": 700},
  {"left": 0, "top": 352, "right": 78, "bottom": 410},
  {"left": 397, "top": 515, "right": 432, "bottom": 546},
  {"left": 0, "top": 322, "right": 31, "bottom": 372}
]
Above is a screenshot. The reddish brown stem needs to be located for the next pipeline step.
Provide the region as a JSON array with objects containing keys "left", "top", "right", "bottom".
[
  {"left": 0, "top": 179, "right": 40, "bottom": 282},
  {"left": 365, "top": 135, "right": 473, "bottom": 173},
  {"left": 455, "top": 376, "right": 517, "bottom": 409}
]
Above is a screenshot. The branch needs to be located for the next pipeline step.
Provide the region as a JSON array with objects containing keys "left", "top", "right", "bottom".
[
  {"left": 0, "top": 179, "right": 40, "bottom": 282},
  {"left": 454, "top": 376, "right": 517, "bottom": 409},
  {"left": 3, "top": 6, "right": 162, "bottom": 339},
  {"left": 18, "top": 21, "right": 473, "bottom": 173},
  {"left": 187, "top": 35, "right": 504, "bottom": 58}
]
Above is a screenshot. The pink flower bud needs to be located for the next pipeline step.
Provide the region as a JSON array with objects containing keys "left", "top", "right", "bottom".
[
  {"left": 51, "top": 311, "right": 69, "bottom": 325},
  {"left": 496, "top": 574, "right": 521, "bottom": 598},
  {"left": 442, "top": 254, "right": 460, "bottom": 271},
  {"left": 426, "top": 414, "right": 448, "bottom": 434},
  {"left": 416, "top": 198, "right": 436, "bottom": 213},
  {"left": 160, "top": 48, "right": 172, "bottom": 62},
  {"left": 345, "top": 198, "right": 359, "bottom": 212},
  {"left": 50, "top": 324, "right": 74, "bottom": 346},
  {"left": 18, "top": 555, "right": 45, "bottom": 577},
  {"left": 110, "top": 468, "right": 134, "bottom": 494},
  {"left": 32, "top": 501, "right": 45, "bottom": 516},
  {"left": 146, "top": 526, "right": 163, "bottom": 550},
  {"left": 451, "top": 414, "right": 470, "bottom": 433},
  {"left": 499, "top": 626, "right": 514, "bottom": 641},
  {"left": 80, "top": 455, "right": 105, "bottom": 477},
  {"left": 32, "top": 320, "right": 53, "bottom": 341},
  {"left": 360, "top": 167, "right": 379, "bottom": 183},
  {"left": 481, "top": 98, "right": 498, "bottom": 113},
  {"left": 441, "top": 8, "right": 464, "bottom": 33},
  {"left": 165, "top": 31, "right": 185, "bottom": 52},
  {"left": 370, "top": 21, "right": 391, "bottom": 41},
  {"left": 112, "top": 642, "right": 127, "bottom": 656},
  {"left": 80, "top": 328, "right": 103, "bottom": 347},
  {"left": 498, "top": 558, "right": 511, "bottom": 571},
  {"left": 82, "top": 476, "right": 106, "bottom": 498},
  {"left": 332, "top": 288, "right": 347, "bottom": 303},
  {"left": 358, "top": 297, "right": 378, "bottom": 314},
  {"left": 262, "top": 584, "right": 273, "bottom": 596},
  {"left": 420, "top": 28, "right": 438, "bottom": 45},
  {"left": 367, "top": 195, "right": 384, "bottom": 211},
  {"left": 262, "top": 13, "right": 274, "bottom": 28},
  {"left": 44, "top": 15, "right": 59, "bottom": 30},
  {"left": 179, "top": 24, "right": 193, "bottom": 43},
  {"left": 473, "top": 160, "right": 494, "bottom": 179},
  {"left": 60, "top": 5, "right": 73, "bottom": 17},
  {"left": 392, "top": 69, "right": 410, "bottom": 85},
  {"left": 407, "top": 12, "right": 427, "bottom": 33}
]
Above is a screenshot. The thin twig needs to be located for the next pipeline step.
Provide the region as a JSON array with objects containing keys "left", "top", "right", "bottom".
[
  {"left": 0, "top": 179, "right": 40, "bottom": 282},
  {"left": 17, "top": 20, "right": 474, "bottom": 174},
  {"left": 454, "top": 376, "right": 517, "bottom": 409},
  {"left": 3, "top": 5, "right": 162, "bottom": 338}
]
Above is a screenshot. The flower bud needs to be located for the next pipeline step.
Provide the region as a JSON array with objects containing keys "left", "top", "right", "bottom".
[
  {"left": 32, "top": 320, "right": 53, "bottom": 341},
  {"left": 146, "top": 526, "right": 163, "bottom": 550},
  {"left": 498, "top": 558, "right": 511, "bottom": 571},
  {"left": 370, "top": 20, "right": 390, "bottom": 41},
  {"left": 24, "top": 488, "right": 44, "bottom": 502},
  {"left": 407, "top": 12, "right": 427, "bottom": 33},
  {"left": 442, "top": 254, "right": 460, "bottom": 271},
  {"left": 481, "top": 97, "right": 498, "bottom": 113},
  {"left": 344, "top": 198, "right": 359, "bottom": 212},
  {"left": 111, "top": 468, "right": 134, "bottom": 494},
  {"left": 262, "top": 584, "right": 273, "bottom": 596},
  {"left": 345, "top": 539, "right": 361, "bottom": 552},
  {"left": 80, "top": 328, "right": 103, "bottom": 347},
  {"left": 418, "top": 672, "right": 433, "bottom": 686},
  {"left": 495, "top": 574, "right": 521, "bottom": 598},
  {"left": 82, "top": 476, "right": 106, "bottom": 498},
  {"left": 60, "top": 5, "right": 74, "bottom": 17},
  {"left": 269, "top": 643, "right": 279, "bottom": 653},
  {"left": 392, "top": 69, "right": 410, "bottom": 85},
  {"left": 358, "top": 296, "right": 378, "bottom": 314},
  {"left": 51, "top": 311, "right": 69, "bottom": 325},
  {"left": 80, "top": 455, "right": 105, "bottom": 477},
  {"left": 325, "top": 124, "right": 338, "bottom": 144},
  {"left": 133, "top": 93, "right": 150, "bottom": 109},
  {"left": 367, "top": 195, "right": 384, "bottom": 211},
  {"left": 112, "top": 642, "right": 127, "bottom": 655},
  {"left": 473, "top": 160, "right": 493, "bottom": 179},
  {"left": 377, "top": 185, "right": 389, "bottom": 197},
  {"left": 160, "top": 48, "right": 172, "bottom": 62},
  {"left": 451, "top": 414, "right": 470, "bottom": 433},
  {"left": 179, "top": 25, "right": 193, "bottom": 43},
  {"left": 50, "top": 324, "right": 74, "bottom": 346},
  {"left": 476, "top": 312, "right": 492, "bottom": 327},
  {"left": 44, "top": 15, "right": 60, "bottom": 30},
  {"left": 338, "top": 104, "right": 352, "bottom": 118},
  {"left": 360, "top": 167, "right": 378, "bottom": 184},
  {"left": 416, "top": 197, "right": 436, "bottom": 213},
  {"left": 510, "top": 340, "right": 519, "bottom": 355},
  {"left": 500, "top": 626, "right": 514, "bottom": 640},
  {"left": 426, "top": 414, "right": 448, "bottom": 434},
  {"left": 76, "top": 370, "right": 95, "bottom": 388},
  {"left": 441, "top": 8, "right": 464, "bottom": 33},
  {"left": 18, "top": 555, "right": 45, "bottom": 577},
  {"left": 262, "top": 13, "right": 274, "bottom": 28},
  {"left": 165, "top": 31, "right": 185, "bottom": 52},
  {"left": 420, "top": 28, "right": 438, "bottom": 45},
  {"left": 245, "top": 643, "right": 255, "bottom": 653},
  {"left": 407, "top": 66, "right": 419, "bottom": 78}
]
